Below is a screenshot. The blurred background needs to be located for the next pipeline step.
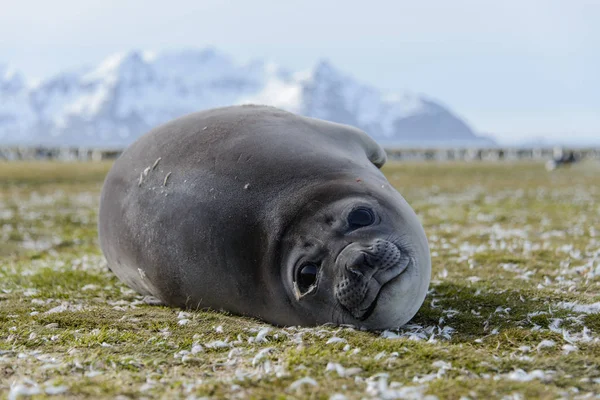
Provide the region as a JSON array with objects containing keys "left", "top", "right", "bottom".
[{"left": 1, "top": 0, "right": 598, "bottom": 156}]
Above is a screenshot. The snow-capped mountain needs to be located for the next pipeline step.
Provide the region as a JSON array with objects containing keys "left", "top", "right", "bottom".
[
  {"left": 0, "top": 65, "right": 36, "bottom": 142},
  {"left": 0, "top": 48, "right": 494, "bottom": 147}
]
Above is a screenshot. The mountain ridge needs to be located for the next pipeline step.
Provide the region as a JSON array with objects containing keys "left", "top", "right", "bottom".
[{"left": 0, "top": 48, "right": 494, "bottom": 147}]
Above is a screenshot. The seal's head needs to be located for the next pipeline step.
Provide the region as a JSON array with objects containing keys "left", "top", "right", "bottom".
[{"left": 280, "top": 178, "right": 431, "bottom": 330}]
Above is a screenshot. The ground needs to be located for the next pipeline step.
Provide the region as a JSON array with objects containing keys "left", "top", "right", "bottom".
[{"left": 1, "top": 160, "right": 599, "bottom": 400}]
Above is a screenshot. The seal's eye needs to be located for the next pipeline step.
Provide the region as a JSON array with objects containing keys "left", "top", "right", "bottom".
[
  {"left": 297, "top": 263, "right": 318, "bottom": 292},
  {"left": 348, "top": 207, "right": 375, "bottom": 228}
]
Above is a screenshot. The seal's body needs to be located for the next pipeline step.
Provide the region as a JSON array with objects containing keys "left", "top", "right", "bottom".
[{"left": 98, "top": 105, "right": 431, "bottom": 330}]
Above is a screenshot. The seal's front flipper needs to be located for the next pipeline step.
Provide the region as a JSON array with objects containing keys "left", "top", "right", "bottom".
[
  {"left": 143, "top": 296, "right": 166, "bottom": 306},
  {"left": 303, "top": 116, "right": 387, "bottom": 169},
  {"left": 363, "top": 138, "right": 387, "bottom": 169}
]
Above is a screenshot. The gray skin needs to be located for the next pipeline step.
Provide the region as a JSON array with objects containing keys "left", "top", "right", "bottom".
[{"left": 98, "top": 105, "right": 431, "bottom": 330}]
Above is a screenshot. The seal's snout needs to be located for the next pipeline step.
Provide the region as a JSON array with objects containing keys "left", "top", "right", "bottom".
[
  {"left": 341, "top": 239, "right": 408, "bottom": 278},
  {"left": 364, "top": 239, "right": 405, "bottom": 274},
  {"left": 334, "top": 239, "right": 411, "bottom": 320}
]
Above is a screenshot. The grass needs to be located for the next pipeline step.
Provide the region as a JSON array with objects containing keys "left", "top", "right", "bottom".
[{"left": 1, "top": 159, "right": 600, "bottom": 399}]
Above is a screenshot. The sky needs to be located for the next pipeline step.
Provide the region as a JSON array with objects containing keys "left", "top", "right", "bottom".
[{"left": 1, "top": 0, "right": 598, "bottom": 144}]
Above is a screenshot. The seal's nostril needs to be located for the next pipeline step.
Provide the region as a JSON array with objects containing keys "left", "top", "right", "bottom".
[
  {"left": 347, "top": 260, "right": 377, "bottom": 278},
  {"left": 348, "top": 264, "right": 365, "bottom": 273}
]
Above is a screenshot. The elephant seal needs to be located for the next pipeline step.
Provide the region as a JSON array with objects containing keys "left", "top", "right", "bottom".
[{"left": 98, "top": 105, "right": 431, "bottom": 330}]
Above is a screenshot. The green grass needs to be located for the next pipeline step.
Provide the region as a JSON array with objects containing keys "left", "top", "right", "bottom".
[{"left": 1, "top": 160, "right": 600, "bottom": 399}]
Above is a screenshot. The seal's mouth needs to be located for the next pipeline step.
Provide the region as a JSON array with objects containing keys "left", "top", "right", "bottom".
[
  {"left": 357, "top": 270, "right": 404, "bottom": 321},
  {"left": 334, "top": 240, "right": 411, "bottom": 321},
  {"left": 353, "top": 258, "right": 410, "bottom": 321}
]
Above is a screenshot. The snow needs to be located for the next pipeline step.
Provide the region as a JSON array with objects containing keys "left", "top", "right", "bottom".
[
  {"left": 558, "top": 301, "right": 600, "bottom": 314},
  {"left": 1, "top": 65, "right": 24, "bottom": 90},
  {"left": 0, "top": 48, "right": 483, "bottom": 147},
  {"left": 0, "top": 64, "right": 36, "bottom": 141},
  {"left": 326, "top": 337, "right": 348, "bottom": 344},
  {"left": 64, "top": 84, "right": 111, "bottom": 119},
  {"left": 237, "top": 77, "right": 303, "bottom": 113},
  {"left": 325, "top": 362, "right": 362, "bottom": 377},
  {"left": 288, "top": 376, "right": 318, "bottom": 390},
  {"left": 505, "top": 369, "right": 553, "bottom": 382}
]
